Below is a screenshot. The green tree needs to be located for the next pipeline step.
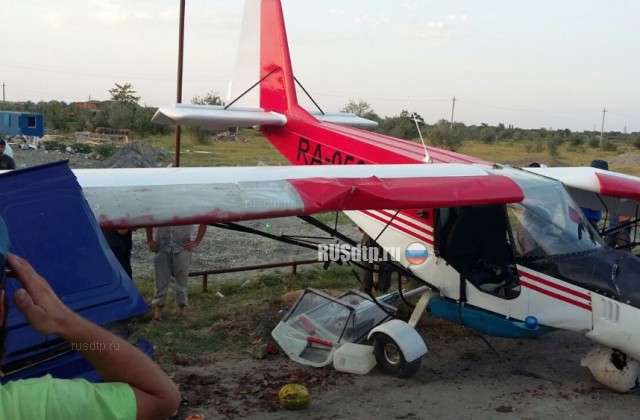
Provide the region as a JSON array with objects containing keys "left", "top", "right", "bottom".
[
  {"left": 547, "top": 136, "right": 561, "bottom": 157},
  {"left": 478, "top": 123, "right": 497, "bottom": 144},
  {"left": 134, "top": 106, "right": 166, "bottom": 137},
  {"left": 190, "top": 91, "right": 223, "bottom": 144},
  {"left": 36, "top": 100, "right": 69, "bottom": 131},
  {"left": 73, "top": 108, "right": 95, "bottom": 132},
  {"left": 428, "top": 119, "right": 464, "bottom": 151},
  {"left": 378, "top": 110, "right": 424, "bottom": 139},
  {"left": 341, "top": 99, "right": 380, "bottom": 121},
  {"left": 107, "top": 101, "right": 137, "bottom": 129},
  {"left": 109, "top": 83, "right": 140, "bottom": 105},
  {"left": 192, "top": 91, "right": 222, "bottom": 106}
]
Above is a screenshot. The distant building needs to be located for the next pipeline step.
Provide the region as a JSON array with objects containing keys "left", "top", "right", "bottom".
[
  {"left": 73, "top": 100, "right": 104, "bottom": 110},
  {"left": 0, "top": 111, "right": 45, "bottom": 138}
]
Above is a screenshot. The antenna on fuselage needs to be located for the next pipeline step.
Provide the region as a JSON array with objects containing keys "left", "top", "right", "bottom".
[{"left": 408, "top": 99, "right": 432, "bottom": 163}]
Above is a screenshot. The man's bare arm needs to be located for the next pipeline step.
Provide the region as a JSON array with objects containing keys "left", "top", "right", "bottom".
[
  {"left": 145, "top": 227, "right": 159, "bottom": 252},
  {"left": 7, "top": 253, "right": 181, "bottom": 419},
  {"left": 185, "top": 224, "right": 207, "bottom": 250}
]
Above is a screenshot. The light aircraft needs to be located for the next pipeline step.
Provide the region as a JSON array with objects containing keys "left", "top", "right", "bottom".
[
  {"left": 149, "top": 0, "right": 640, "bottom": 392},
  {"left": 7, "top": 0, "right": 640, "bottom": 392}
]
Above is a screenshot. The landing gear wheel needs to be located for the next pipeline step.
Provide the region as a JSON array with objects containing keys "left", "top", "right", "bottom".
[{"left": 373, "top": 333, "right": 421, "bottom": 378}]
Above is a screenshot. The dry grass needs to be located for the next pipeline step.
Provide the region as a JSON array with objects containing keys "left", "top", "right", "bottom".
[
  {"left": 132, "top": 265, "right": 358, "bottom": 361},
  {"left": 146, "top": 129, "right": 640, "bottom": 176},
  {"left": 459, "top": 140, "right": 640, "bottom": 175},
  {"left": 145, "top": 130, "right": 288, "bottom": 167}
]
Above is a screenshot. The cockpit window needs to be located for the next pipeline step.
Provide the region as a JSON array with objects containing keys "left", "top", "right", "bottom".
[{"left": 507, "top": 173, "right": 604, "bottom": 258}]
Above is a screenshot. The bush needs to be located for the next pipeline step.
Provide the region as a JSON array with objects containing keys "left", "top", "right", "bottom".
[
  {"left": 427, "top": 123, "right": 464, "bottom": 151},
  {"left": 72, "top": 143, "right": 93, "bottom": 154},
  {"left": 547, "top": 137, "right": 561, "bottom": 157},
  {"left": 42, "top": 140, "right": 66, "bottom": 151},
  {"left": 525, "top": 139, "right": 544, "bottom": 153},
  {"left": 190, "top": 127, "right": 216, "bottom": 145},
  {"left": 93, "top": 144, "right": 117, "bottom": 159},
  {"left": 478, "top": 127, "right": 497, "bottom": 144},
  {"left": 568, "top": 135, "right": 586, "bottom": 148},
  {"left": 600, "top": 140, "right": 618, "bottom": 152}
]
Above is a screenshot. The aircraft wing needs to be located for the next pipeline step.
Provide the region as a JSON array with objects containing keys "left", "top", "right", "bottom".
[
  {"left": 525, "top": 166, "right": 640, "bottom": 216},
  {"left": 72, "top": 163, "right": 523, "bottom": 229}
]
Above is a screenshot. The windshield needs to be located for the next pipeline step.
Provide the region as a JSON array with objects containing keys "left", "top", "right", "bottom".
[{"left": 506, "top": 170, "right": 605, "bottom": 258}]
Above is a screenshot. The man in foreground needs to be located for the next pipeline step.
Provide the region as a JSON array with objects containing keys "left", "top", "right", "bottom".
[{"left": 0, "top": 253, "right": 181, "bottom": 419}]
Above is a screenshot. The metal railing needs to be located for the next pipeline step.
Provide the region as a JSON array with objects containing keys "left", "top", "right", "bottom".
[{"left": 189, "top": 259, "right": 321, "bottom": 292}]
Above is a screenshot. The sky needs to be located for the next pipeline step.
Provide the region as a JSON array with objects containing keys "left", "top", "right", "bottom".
[{"left": 2, "top": 0, "right": 640, "bottom": 133}]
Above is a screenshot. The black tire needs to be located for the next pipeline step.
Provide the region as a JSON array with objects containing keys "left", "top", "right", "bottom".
[{"left": 373, "top": 333, "right": 421, "bottom": 378}]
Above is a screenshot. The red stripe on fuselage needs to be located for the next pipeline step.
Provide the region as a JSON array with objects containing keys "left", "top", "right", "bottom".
[
  {"left": 361, "top": 209, "right": 434, "bottom": 245},
  {"left": 520, "top": 279, "right": 592, "bottom": 311},
  {"left": 377, "top": 209, "right": 433, "bottom": 235},
  {"left": 519, "top": 270, "right": 591, "bottom": 301}
]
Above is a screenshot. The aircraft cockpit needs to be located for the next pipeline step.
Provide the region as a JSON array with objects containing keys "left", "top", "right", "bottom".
[
  {"left": 506, "top": 173, "right": 605, "bottom": 259},
  {"left": 435, "top": 169, "right": 607, "bottom": 300}
]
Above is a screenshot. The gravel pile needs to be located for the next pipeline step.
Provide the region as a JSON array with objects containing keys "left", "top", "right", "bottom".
[{"left": 610, "top": 153, "right": 640, "bottom": 167}]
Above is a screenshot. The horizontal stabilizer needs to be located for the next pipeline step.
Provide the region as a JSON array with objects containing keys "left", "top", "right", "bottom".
[
  {"left": 308, "top": 111, "right": 378, "bottom": 129},
  {"left": 151, "top": 103, "right": 287, "bottom": 129},
  {"left": 152, "top": 103, "right": 378, "bottom": 130},
  {"left": 72, "top": 163, "right": 524, "bottom": 229}
]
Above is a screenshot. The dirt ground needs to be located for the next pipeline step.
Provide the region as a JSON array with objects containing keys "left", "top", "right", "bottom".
[
  {"left": 168, "top": 325, "right": 640, "bottom": 420},
  {"left": 13, "top": 143, "right": 640, "bottom": 419}
]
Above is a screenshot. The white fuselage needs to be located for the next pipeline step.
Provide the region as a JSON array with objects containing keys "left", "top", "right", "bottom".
[{"left": 344, "top": 165, "right": 640, "bottom": 361}]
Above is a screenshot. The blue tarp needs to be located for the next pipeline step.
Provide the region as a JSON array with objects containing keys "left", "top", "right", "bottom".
[{"left": 0, "top": 162, "right": 149, "bottom": 381}]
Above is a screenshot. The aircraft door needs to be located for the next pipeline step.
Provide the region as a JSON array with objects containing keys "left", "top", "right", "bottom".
[{"left": 436, "top": 205, "right": 521, "bottom": 300}]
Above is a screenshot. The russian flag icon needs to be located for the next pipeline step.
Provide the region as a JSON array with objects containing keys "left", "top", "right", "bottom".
[{"left": 405, "top": 242, "right": 428, "bottom": 265}]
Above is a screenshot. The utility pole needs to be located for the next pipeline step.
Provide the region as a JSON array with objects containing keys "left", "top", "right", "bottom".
[
  {"left": 174, "top": 0, "right": 186, "bottom": 168},
  {"left": 2, "top": 83, "right": 5, "bottom": 102},
  {"left": 450, "top": 96, "right": 456, "bottom": 130},
  {"left": 599, "top": 108, "right": 606, "bottom": 147}
]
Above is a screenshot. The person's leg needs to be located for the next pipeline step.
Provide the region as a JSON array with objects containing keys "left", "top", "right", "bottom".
[
  {"left": 123, "top": 251, "right": 133, "bottom": 279},
  {"left": 112, "top": 245, "right": 133, "bottom": 279},
  {"left": 123, "top": 231, "right": 133, "bottom": 278},
  {"left": 151, "top": 252, "right": 171, "bottom": 320},
  {"left": 173, "top": 250, "right": 192, "bottom": 317}
]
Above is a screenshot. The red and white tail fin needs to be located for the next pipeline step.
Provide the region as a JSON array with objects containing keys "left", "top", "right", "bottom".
[
  {"left": 153, "top": 0, "right": 376, "bottom": 131},
  {"left": 258, "top": 0, "right": 309, "bottom": 119},
  {"left": 152, "top": 0, "right": 481, "bottom": 166}
]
